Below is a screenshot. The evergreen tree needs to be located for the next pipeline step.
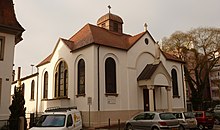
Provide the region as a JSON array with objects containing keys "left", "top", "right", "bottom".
[{"left": 9, "top": 87, "right": 27, "bottom": 130}]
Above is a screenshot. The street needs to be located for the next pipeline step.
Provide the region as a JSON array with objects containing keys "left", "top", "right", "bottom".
[{"left": 213, "top": 125, "right": 220, "bottom": 130}]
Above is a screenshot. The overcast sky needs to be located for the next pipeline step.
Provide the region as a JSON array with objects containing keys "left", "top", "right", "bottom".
[{"left": 13, "top": 0, "right": 220, "bottom": 77}]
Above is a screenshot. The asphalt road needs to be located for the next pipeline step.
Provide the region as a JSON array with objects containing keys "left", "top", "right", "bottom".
[{"left": 214, "top": 125, "right": 220, "bottom": 130}]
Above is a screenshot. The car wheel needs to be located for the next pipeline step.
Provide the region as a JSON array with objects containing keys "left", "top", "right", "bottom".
[
  {"left": 198, "top": 124, "right": 204, "bottom": 130},
  {"left": 215, "top": 118, "right": 220, "bottom": 125},
  {"left": 151, "top": 126, "right": 159, "bottom": 130},
  {"left": 179, "top": 125, "right": 185, "bottom": 130},
  {"left": 126, "top": 124, "right": 133, "bottom": 130},
  {"left": 208, "top": 126, "right": 213, "bottom": 129}
]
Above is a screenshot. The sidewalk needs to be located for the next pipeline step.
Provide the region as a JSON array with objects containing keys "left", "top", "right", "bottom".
[{"left": 83, "top": 123, "right": 125, "bottom": 130}]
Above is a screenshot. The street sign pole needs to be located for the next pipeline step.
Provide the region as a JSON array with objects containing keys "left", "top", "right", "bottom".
[{"left": 88, "top": 97, "right": 92, "bottom": 127}]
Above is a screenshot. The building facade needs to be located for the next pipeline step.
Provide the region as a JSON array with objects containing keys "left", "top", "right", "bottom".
[
  {"left": 210, "top": 59, "right": 220, "bottom": 102},
  {"left": 0, "top": 0, "right": 24, "bottom": 123},
  {"left": 12, "top": 12, "right": 186, "bottom": 127}
]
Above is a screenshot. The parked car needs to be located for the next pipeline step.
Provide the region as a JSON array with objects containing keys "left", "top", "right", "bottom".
[
  {"left": 172, "top": 111, "right": 197, "bottom": 130},
  {"left": 30, "top": 106, "right": 82, "bottom": 130},
  {"left": 193, "top": 111, "right": 214, "bottom": 130},
  {"left": 214, "top": 104, "right": 220, "bottom": 113},
  {"left": 125, "top": 111, "right": 179, "bottom": 130},
  {"left": 213, "top": 112, "right": 220, "bottom": 125}
]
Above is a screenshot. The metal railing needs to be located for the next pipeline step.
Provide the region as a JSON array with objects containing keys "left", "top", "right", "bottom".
[{"left": 0, "top": 120, "right": 9, "bottom": 130}]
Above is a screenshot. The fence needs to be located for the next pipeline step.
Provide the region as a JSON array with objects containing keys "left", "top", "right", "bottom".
[
  {"left": 0, "top": 116, "right": 33, "bottom": 130},
  {"left": 0, "top": 120, "right": 9, "bottom": 130}
]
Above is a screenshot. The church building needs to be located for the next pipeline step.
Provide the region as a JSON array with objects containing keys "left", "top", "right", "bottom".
[{"left": 12, "top": 11, "right": 186, "bottom": 128}]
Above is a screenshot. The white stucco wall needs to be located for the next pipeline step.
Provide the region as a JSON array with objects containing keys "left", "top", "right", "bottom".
[
  {"left": 11, "top": 31, "right": 186, "bottom": 124},
  {"left": 11, "top": 75, "right": 38, "bottom": 115},
  {"left": 0, "top": 33, "right": 15, "bottom": 120},
  {"left": 160, "top": 53, "right": 186, "bottom": 110}
]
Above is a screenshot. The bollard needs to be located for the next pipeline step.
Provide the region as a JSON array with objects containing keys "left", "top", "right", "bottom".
[
  {"left": 29, "top": 113, "right": 35, "bottom": 128},
  {"left": 19, "top": 117, "right": 24, "bottom": 130},
  {"left": 108, "top": 118, "right": 110, "bottom": 128},
  {"left": 118, "top": 119, "right": 120, "bottom": 130}
]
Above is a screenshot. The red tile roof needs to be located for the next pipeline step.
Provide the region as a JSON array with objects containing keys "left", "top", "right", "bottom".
[
  {"left": 37, "top": 24, "right": 183, "bottom": 67},
  {"left": 0, "top": 0, "right": 25, "bottom": 43},
  {"left": 36, "top": 54, "right": 52, "bottom": 67},
  {"left": 67, "top": 24, "right": 145, "bottom": 51},
  {"left": 162, "top": 51, "right": 185, "bottom": 63}
]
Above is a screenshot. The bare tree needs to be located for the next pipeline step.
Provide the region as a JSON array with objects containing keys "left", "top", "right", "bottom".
[{"left": 162, "top": 27, "right": 220, "bottom": 110}]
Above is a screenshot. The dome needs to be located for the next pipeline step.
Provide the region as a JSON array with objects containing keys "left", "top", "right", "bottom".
[{"left": 97, "top": 13, "right": 123, "bottom": 25}]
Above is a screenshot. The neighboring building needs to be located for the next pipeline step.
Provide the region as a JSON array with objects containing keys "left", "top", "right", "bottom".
[
  {"left": 210, "top": 59, "right": 220, "bottom": 102},
  {"left": 12, "top": 12, "right": 186, "bottom": 128},
  {"left": 0, "top": 0, "right": 24, "bottom": 124}
]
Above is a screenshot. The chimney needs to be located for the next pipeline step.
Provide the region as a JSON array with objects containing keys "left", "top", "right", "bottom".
[
  {"left": 18, "top": 67, "right": 21, "bottom": 80},
  {"left": 17, "top": 67, "right": 21, "bottom": 87}
]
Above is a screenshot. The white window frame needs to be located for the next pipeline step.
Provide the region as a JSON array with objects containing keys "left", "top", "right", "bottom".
[
  {"left": 0, "top": 78, "right": 2, "bottom": 104},
  {"left": 0, "top": 36, "right": 5, "bottom": 60}
]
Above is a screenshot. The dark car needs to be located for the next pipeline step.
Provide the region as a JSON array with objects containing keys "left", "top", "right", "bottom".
[
  {"left": 193, "top": 111, "right": 214, "bottom": 130},
  {"left": 125, "top": 111, "right": 179, "bottom": 130}
]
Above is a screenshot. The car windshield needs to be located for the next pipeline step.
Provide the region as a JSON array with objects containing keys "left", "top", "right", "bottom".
[
  {"left": 184, "top": 112, "right": 195, "bottom": 119},
  {"left": 159, "top": 113, "right": 176, "bottom": 120},
  {"left": 215, "top": 106, "right": 220, "bottom": 110},
  {"left": 36, "top": 115, "right": 66, "bottom": 127},
  {"left": 205, "top": 112, "right": 213, "bottom": 117}
]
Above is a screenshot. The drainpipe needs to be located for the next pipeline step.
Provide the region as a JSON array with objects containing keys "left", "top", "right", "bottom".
[
  {"left": 97, "top": 45, "right": 100, "bottom": 111},
  {"left": 181, "top": 64, "right": 186, "bottom": 111},
  {"left": 36, "top": 66, "right": 39, "bottom": 117}
]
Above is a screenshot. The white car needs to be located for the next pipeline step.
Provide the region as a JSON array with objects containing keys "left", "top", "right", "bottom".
[
  {"left": 30, "top": 107, "right": 82, "bottom": 130},
  {"left": 214, "top": 105, "right": 220, "bottom": 113},
  {"left": 172, "top": 111, "right": 197, "bottom": 130},
  {"left": 125, "top": 111, "right": 179, "bottom": 130}
]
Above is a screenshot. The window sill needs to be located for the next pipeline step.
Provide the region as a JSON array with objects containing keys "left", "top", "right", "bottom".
[
  {"left": 76, "top": 94, "right": 86, "bottom": 97},
  {"left": 29, "top": 99, "right": 35, "bottom": 101},
  {"left": 105, "top": 93, "right": 118, "bottom": 97},
  {"left": 41, "top": 98, "right": 48, "bottom": 101},
  {"left": 43, "top": 97, "right": 70, "bottom": 101},
  {"left": 173, "top": 95, "right": 180, "bottom": 98}
]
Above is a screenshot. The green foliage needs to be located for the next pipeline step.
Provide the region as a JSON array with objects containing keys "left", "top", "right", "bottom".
[{"left": 9, "top": 87, "right": 27, "bottom": 130}]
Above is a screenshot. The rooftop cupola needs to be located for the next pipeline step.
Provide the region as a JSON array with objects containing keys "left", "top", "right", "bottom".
[{"left": 97, "top": 6, "right": 123, "bottom": 33}]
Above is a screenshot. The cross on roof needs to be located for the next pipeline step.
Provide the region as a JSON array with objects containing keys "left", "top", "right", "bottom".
[{"left": 108, "top": 5, "right": 111, "bottom": 13}]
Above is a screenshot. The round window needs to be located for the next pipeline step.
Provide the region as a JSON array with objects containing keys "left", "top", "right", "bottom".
[{"left": 145, "top": 38, "right": 149, "bottom": 45}]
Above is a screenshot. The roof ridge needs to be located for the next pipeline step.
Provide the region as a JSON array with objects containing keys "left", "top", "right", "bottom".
[
  {"left": 86, "top": 24, "right": 95, "bottom": 44},
  {"left": 69, "top": 23, "right": 92, "bottom": 41}
]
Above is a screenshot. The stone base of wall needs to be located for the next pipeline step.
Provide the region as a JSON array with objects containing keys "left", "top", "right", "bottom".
[
  {"left": 81, "top": 108, "right": 185, "bottom": 128},
  {"left": 81, "top": 110, "right": 142, "bottom": 128}
]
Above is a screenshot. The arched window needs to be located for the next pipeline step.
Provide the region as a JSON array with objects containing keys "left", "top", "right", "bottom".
[
  {"left": 54, "top": 61, "right": 68, "bottom": 98},
  {"left": 31, "top": 80, "right": 35, "bottom": 100},
  {"left": 171, "top": 69, "right": 179, "bottom": 97},
  {"left": 43, "top": 72, "right": 48, "bottom": 99},
  {"left": 77, "top": 59, "right": 85, "bottom": 95},
  {"left": 64, "top": 70, "right": 68, "bottom": 96},
  {"left": 105, "top": 57, "right": 116, "bottom": 93}
]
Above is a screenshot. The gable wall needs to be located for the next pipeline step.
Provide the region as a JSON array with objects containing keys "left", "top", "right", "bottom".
[{"left": 0, "top": 32, "right": 15, "bottom": 120}]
